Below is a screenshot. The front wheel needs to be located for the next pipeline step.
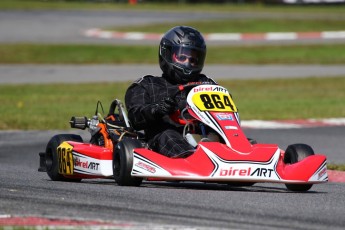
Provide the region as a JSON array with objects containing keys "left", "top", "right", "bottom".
[
  {"left": 283, "top": 144, "right": 314, "bottom": 192},
  {"left": 45, "top": 134, "right": 83, "bottom": 182},
  {"left": 113, "top": 138, "right": 143, "bottom": 186}
]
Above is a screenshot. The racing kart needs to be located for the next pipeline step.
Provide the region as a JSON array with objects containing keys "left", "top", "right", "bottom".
[{"left": 38, "top": 83, "right": 328, "bottom": 192}]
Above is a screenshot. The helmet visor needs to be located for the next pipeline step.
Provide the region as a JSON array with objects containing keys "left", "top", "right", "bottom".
[{"left": 171, "top": 46, "right": 205, "bottom": 73}]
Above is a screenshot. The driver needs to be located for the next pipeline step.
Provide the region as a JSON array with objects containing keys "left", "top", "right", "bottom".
[{"left": 125, "top": 26, "right": 216, "bottom": 158}]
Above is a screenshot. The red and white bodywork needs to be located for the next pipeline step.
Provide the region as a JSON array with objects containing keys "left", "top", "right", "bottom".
[
  {"left": 58, "top": 85, "right": 328, "bottom": 185},
  {"left": 130, "top": 85, "right": 328, "bottom": 184},
  {"left": 132, "top": 143, "right": 327, "bottom": 183}
]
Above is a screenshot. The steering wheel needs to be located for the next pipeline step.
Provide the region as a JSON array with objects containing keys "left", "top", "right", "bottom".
[{"left": 169, "top": 82, "right": 209, "bottom": 125}]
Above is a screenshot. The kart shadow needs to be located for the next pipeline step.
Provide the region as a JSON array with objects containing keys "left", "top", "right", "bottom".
[
  {"left": 141, "top": 181, "right": 324, "bottom": 194},
  {"left": 58, "top": 179, "right": 324, "bottom": 194}
]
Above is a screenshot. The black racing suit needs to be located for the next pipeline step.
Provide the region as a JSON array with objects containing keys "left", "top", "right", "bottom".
[{"left": 125, "top": 73, "right": 217, "bottom": 157}]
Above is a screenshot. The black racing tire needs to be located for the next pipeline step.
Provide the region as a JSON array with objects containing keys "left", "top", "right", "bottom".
[
  {"left": 283, "top": 143, "right": 315, "bottom": 192},
  {"left": 113, "top": 138, "right": 143, "bottom": 186},
  {"left": 45, "top": 134, "right": 83, "bottom": 182}
]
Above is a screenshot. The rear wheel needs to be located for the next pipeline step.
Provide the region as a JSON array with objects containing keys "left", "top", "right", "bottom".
[
  {"left": 45, "top": 134, "right": 83, "bottom": 182},
  {"left": 283, "top": 144, "right": 314, "bottom": 192},
  {"left": 113, "top": 138, "right": 143, "bottom": 186}
]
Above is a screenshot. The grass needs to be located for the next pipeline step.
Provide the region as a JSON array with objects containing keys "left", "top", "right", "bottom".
[
  {"left": 1, "top": 0, "right": 345, "bottom": 15},
  {"left": 110, "top": 18, "right": 345, "bottom": 33},
  {"left": 1, "top": 77, "right": 344, "bottom": 130},
  {"left": 0, "top": 44, "right": 157, "bottom": 64},
  {"left": 221, "top": 77, "right": 345, "bottom": 120},
  {"left": 2, "top": 44, "right": 345, "bottom": 64},
  {"left": 0, "top": 81, "right": 130, "bottom": 130},
  {"left": 328, "top": 164, "right": 345, "bottom": 171}
]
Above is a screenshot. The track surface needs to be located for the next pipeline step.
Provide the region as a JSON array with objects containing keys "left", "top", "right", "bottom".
[
  {"left": 2, "top": 64, "right": 345, "bottom": 84},
  {"left": 0, "top": 129, "right": 344, "bottom": 229},
  {"left": 1, "top": 8, "right": 345, "bottom": 229}
]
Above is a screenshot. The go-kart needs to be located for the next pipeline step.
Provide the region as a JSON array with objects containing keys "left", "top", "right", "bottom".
[{"left": 38, "top": 83, "right": 328, "bottom": 192}]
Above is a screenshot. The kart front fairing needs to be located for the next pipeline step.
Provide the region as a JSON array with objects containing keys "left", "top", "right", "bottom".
[{"left": 131, "top": 85, "right": 328, "bottom": 184}]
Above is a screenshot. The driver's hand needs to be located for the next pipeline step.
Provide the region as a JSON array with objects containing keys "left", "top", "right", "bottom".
[{"left": 154, "top": 97, "right": 177, "bottom": 117}]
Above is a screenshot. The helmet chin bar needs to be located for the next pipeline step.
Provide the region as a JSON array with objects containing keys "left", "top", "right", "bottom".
[
  {"left": 173, "top": 61, "right": 199, "bottom": 75},
  {"left": 183, "top": 68, "right": 192, "bottom": 75},
  {"left": 174, "top": 64, "right": 201, "bottom": 75},
  {"left": 172, "top": 65, "right": 201, "bottom": 84}
]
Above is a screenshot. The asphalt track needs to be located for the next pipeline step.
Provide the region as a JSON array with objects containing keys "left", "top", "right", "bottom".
[
  {"left": 1, "top": 8, "right": 345, "bottom": 230},
  {"left": 1, "top": 130, "right": 345, "bottom": 230},
  {"left": 2, "top": 64, "right": 345, "bottom": 84}
]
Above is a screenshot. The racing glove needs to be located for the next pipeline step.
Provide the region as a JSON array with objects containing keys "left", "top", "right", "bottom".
[{"left": 152, "top": 97, "right": 177, "bottom": 118}]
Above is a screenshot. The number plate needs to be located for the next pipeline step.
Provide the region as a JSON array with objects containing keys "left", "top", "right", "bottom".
[
  {"left": 57, "top": 142, "right": 74, "bottom": 175},
  {"left": 192, "top": 91, "right": 237, "bottom": 112}
]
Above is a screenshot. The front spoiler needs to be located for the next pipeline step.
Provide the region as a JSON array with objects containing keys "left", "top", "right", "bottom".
[{"left": 132, "top": 143, "right": 328, "bottom": 184}]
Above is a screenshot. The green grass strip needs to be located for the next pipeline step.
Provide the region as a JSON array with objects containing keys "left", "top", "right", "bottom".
[
  {"left": 1, "top": 77, "right": 344, "bottom": 130},
  {"left": 0, "top": 44, "right": 157, "bottom": 64},
  {"left": 2, "top": 44, "right": 345, "bottom": 64},
  {"left": 328, "top": 164, "right": 345, "bottom": 171},
  {"left": 111, "top": 18, "right": 345, "bottom": 33},
  {"left": 2, "top": 0, "right": 345, "bottom": 14}
]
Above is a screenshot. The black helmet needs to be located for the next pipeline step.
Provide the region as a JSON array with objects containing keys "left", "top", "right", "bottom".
[{"left": 159, "top": 26, "right": 206, "bottom": 84}]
